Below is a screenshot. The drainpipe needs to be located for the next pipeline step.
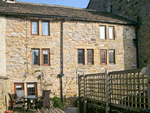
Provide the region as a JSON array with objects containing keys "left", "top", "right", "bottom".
[
  {"left": 59, "top": 19, "right": 65, "bottom": 105},
  {"left": 134, "top": 16, "right": 141, "bottom": 68}
]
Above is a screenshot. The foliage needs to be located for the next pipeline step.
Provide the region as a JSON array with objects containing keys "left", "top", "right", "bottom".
[
  {"left": 141, "top": 109, "right": 150, "bottom": 113},
  {"left": 73, "top": 97, "right": 80, "bottom": 107},
  {"left": 50, "top": 97, "right": 64, "bottom": 110}
]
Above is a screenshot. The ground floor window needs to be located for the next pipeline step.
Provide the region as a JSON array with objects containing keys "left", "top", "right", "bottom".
[
  {"left": 14, "top": 83, "right": 24, "bottom": 94},
  {"left": 27, "top": 83, "right": 37, "bottom": 98},
  {"left": 14, "top": 83, "right": 37, "bottom": 98}
]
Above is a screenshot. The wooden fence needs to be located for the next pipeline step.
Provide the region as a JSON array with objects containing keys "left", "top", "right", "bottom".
[{"left": 78, "top": 68, "right": 149, "bottom": 113}]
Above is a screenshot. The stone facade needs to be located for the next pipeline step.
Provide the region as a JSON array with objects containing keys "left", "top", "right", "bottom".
[
  {"left": 0, "top": 2, "right": 138, "bottom": 111},
  {"left": 87, "top": 0, "right": 150, "bottom": 67},
  {"left": 4, "top": 16, "right": 136, "bottom": 99},
  {"left": 0, "top": 16, "right": 6, "bottom": 76},
  {"left": 0, "top": 76, "right": 10, "bottom": 113}
]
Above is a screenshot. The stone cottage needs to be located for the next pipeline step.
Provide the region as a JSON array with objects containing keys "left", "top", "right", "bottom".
[
  {"left": 87, "top": 0, "right": 150, "bottom": 67},
  {"left": 0, "top": 0, "right": 138, "bottom": 112}
]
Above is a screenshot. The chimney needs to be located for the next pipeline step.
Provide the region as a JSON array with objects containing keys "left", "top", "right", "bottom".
[{"left": 106, "top": 0, "right": 113, "bottom": 13}]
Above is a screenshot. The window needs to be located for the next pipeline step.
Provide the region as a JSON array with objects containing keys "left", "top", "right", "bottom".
[
  {"left": 109, "top": 50, "right": 115, "bottom": 63},
  {"left": 42, "top": 21, "right": 49, "bottom": 35},
  {"left": 42, "top": 49, "right": 50, "bottom": 66},
  {"left": 100, "top": 50, "right": 107, "bottom": 65},
  {"left": 100, "top": 26, "right": 106, "bottom": 39},
  {"left": 87, "top": 49, "right": 93, "bottom": 65},
  {"left": 14, "top": 83, "right": 24, "bottom": 94},
  {"left": 32, "top": 49, "right": 40, "bottom": 65},
  {"left": 27, "top": 83, "right": 37, "bottom": 98},
  {"left": 109, "top": 26, "right": 114, "bottom": 39},
  {"left": 31, "top": 21, "right": 38, "bottom": 35},
  {"left": 78, "top": 49, "right": 84, "bottom": 64}
]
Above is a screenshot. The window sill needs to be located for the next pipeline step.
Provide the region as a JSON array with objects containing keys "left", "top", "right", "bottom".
[
  {"left": 109, "top": 63, "right": 116, "bottom": 65},
  {"left": 32, "top": 65, "right": 51, "bottom": 68},
  {"left": 100, "top": 64, "right": 107, "bottom": 65},
  {"left": 77, "top": 64, "right": 95, "bottom": 68}
]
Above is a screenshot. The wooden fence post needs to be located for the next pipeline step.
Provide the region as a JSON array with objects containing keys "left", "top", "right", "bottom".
[
  {"left": 105, "top": 70, "right": 110, "bottom": 113},
  {"left": 78, "top": 74, "right": 80, "bottom": 113},
  {"left": 84, "top": 73, "right": 86, "bottom": 113},
  {"left": 147, "top": 61, "right": 150, "bottom": 108}
]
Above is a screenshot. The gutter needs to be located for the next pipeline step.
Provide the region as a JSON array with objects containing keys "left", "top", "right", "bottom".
[
  {"left": 0, "top": 12, "right": 137, "bottom": 26},
  {"left": 133, "top": 16, "right": 141, "bottom": 68}
]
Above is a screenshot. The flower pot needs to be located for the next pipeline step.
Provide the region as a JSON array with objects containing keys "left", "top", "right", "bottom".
[{"left": 5, "top": 110, "right": 13, "bottom": 113}]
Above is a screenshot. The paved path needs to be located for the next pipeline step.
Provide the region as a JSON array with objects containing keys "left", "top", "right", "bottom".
[
  {"left": 14, "top": 107, "right": 78, "bottom": 113},
  {"left": 65, "top": 107, "right": 78, "bottom": 113}
]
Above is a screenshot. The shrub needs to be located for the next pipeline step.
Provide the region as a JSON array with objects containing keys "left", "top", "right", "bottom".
[{"left": 50, "top": 97, "right": 64, "bottom": 110}]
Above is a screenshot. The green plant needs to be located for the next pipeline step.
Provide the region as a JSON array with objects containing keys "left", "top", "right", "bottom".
[{"left": 50, "top": 97, "right": 64, "bottom": 110}]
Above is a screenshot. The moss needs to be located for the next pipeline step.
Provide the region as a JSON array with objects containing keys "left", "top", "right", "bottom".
[{"left": 50, "top": 97, "right": 64, "bottom": 110}]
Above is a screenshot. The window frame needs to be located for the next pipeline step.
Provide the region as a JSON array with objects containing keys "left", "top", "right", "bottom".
[
  {"left": 78, "top": 49, "right": 85, "bottom": 65},
  {"left": 100, "top": 49, "right": 107, "bottom": 65},
  {"left": 42, "top": 49, "right": 50, "bottom": 66},
  {"left": 87, "top": 49, "right": 94, "bottom": 65},
  {"left": 100, "top": 25, "right": 106, "bottom": 39},
  {"left": 108, "top": 26, "right": 115, "bottom": 40},
  {"left": 26, "top": 83, "right": 37, "bottom": 98},
  {"left": 31, "top": 49, "right": 40, "bottom": 66},
  {"left": 14, "top": 83, "right": 24, "bottom": 94},
  {"left": 42, "top": 21, "right": 50, "bottom": 36},
  {"left": 109, "top": 49, "right": 115, "bottom": 64},
  {"left": 31, "top": 20, "right": 39, "bottom": 35}
]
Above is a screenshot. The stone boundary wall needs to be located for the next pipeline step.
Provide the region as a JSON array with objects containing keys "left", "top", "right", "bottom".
[{"left": 0, "top": 76, "right": 10, "bottom": 113}]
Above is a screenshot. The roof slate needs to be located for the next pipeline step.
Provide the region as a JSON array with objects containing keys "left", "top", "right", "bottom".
[{"left": 0, "top": 1, "right": 137, "bottom": 25}]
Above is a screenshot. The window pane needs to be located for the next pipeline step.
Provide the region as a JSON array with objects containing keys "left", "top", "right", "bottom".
[
  {"left": 16, "top": 85, "right": 22, "bottom": 90},
  {"left": 43, "top": 50, "right": 48, "bottom": 64},
  {"left": 109, "top": 27, "right": 114, "bottom": 39},
  {"left": 32, "top": 22, "right": 37, "bottom": 34},
  {"left": 32, "top": 49, "right": 39, "bottom": 65},
  {"left": 100, "top": 26, "right": 106, "bottom": 39},
  {"left": 27, "top": 84, "right": 35, "bottom": 98},
  {"left": 88, "top": 51, "right": 92, "bottom": 63},
  {"left": 78, "top": 50, "right": 84, "bottom": 64},
  {"left": 101, "top": 51, "right": 106, "bottom": 63},
  {"left": 42, "top": 22, "right": 49, "bottom": 35},
  {"left": 109, "top": 50, "right": 115, "bottom": 63}
]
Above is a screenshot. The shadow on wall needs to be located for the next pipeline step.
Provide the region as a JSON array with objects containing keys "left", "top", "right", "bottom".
[
  {"left": 63, "top": 96, "right": 78, "bottom": 109},
  {"left": 123, "top": 26, "right": 137, "bottom": 70}
]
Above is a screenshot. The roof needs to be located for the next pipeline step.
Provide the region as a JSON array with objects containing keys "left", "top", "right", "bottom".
[{"left": 0, "top": 1, "right": 137, "bottom": 25}]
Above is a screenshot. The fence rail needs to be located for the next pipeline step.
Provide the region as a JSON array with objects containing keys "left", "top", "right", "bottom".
[{"left": 78, "top": 68, "right": 149, "bottom": 113}]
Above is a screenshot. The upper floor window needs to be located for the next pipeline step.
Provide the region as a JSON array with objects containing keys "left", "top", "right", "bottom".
[
  {"left": 109, "top": 26, "right": 114, "bottom": 39},
  {"left": 42, "top": 49, "right": 50, "bottom": 66},
  {"left": 100, "top": 26, "right": 106, "bottom": 39},
  {"left": 31, "top": 21, "right": 38, "bottom": 35},
  {"left": 109, "top": 50, "right": 115, "bottom": 63},
  {"left": 32, "top": 49, "right": 40, "bottom": 65},
  {"left": 87, "top": 49, "right": 93, "bottom": 65},
  {"left": 78, "top": 49, "right": 84, "bottom": 64},
  {"left": 100, "top": 50, "right": 107, "bottom": 65},
  {"left": 42, "top": 21, "right": 49, "bottom": 35}
]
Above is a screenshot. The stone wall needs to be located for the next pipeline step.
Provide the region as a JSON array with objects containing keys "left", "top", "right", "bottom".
[
  {"left": 0, "top": 16, "right": 6, "bottom": 76},
  {"left": 0, "top": 76, "right": 10, "bottom": 113},
  {"left": 4, "top": 16, "right": 136, "bottom": 108},
  {"left": 87, "top": 0, "right": 150, "bottom": 67}
]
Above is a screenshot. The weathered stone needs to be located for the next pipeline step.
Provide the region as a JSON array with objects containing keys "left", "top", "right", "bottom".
[{"left": 87, "top": 0, "right": 150, "bottom": 67}]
